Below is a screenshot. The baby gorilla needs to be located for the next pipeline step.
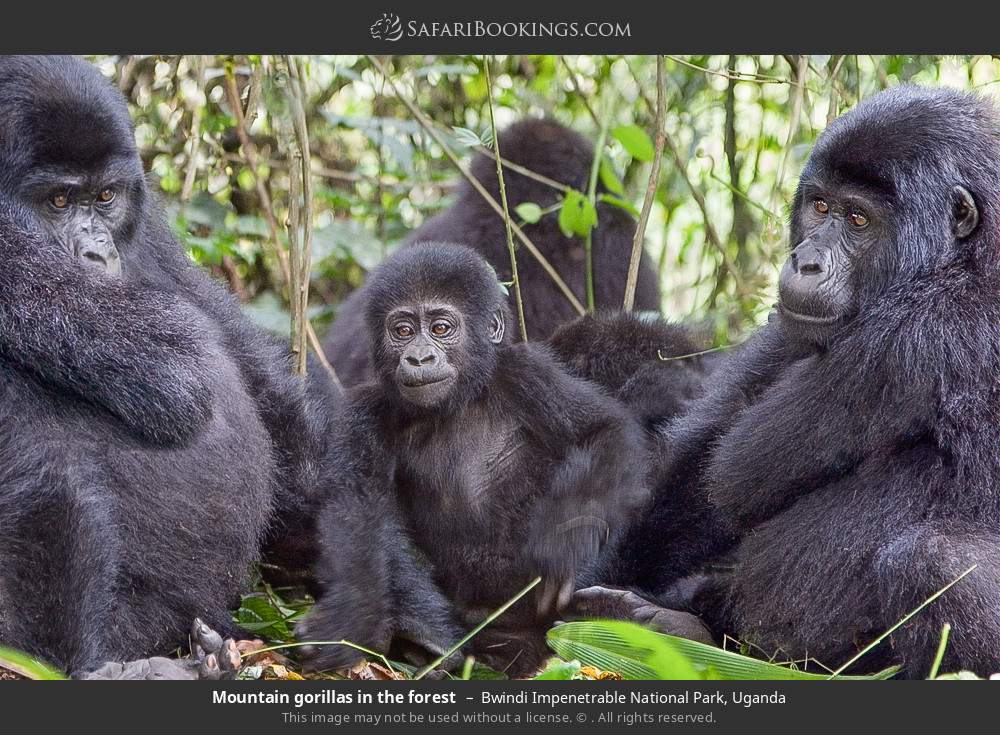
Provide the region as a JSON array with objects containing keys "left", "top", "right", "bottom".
[{"left": 299, "top": 243, "right": 648, "bottom": 676}]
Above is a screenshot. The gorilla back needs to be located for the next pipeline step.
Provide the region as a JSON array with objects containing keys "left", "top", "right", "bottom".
[
  {"left": 0, "top": 56, "right": 278, "bottom": 673},
  {"left": 325, "top": 119, "right": 662, "bottom": 387}
]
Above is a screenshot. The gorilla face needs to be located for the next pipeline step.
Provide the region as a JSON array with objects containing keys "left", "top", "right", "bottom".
[
  {"left": 383, "top": 300, "right": 506, "bottom": 408},
  {"left": 33, "top": 176, "right": 127, "bottom": 277},
  {"left": 0, "top": 55, "right": 144, "bottom": 279},
  {"left": 778, "top": 182, "right": 884, "bottom": 342},
  {"left": 386, "top": 302, "right": 463, "bottom": 407}
]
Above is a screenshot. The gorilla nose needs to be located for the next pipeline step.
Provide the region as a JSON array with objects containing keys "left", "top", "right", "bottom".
[
  {"left": 77, "top": 239, "right": 122, "bottom": 276},
  {"left": 790, "top": 244, "right": 831, "bottom": 277},
  {"left": 404, "top": 351, "right": 437, "bottom": 367}
]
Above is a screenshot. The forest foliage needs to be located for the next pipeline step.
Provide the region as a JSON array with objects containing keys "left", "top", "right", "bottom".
[{"left": 92, "top": 54, "right": 1000, "bottom": 346}]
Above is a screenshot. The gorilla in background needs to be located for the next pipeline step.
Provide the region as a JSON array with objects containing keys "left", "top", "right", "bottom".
[
  {"left": 0, "top": 56, "right": 336, "bottom": 675},
  {"left": 325, "top": 119, "right": 663, "bottom": 387},
  {"left": 597, "top": 87, "right": 1000, "bottom": 678},
  {"left": 549, "top": 311, "right": 714, "bottom": 433},
  {"left": 298, "top": 243, "right": 653, "bottom": 676}
]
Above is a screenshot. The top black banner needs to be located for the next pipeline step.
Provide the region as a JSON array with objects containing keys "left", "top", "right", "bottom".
[{"left": 0, "top": 2, "right": 994, "bottom": 54}]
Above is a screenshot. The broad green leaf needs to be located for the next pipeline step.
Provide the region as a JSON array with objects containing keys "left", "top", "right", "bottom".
[
  {"left": 612, "top": 124, "right": 655, "bottom": 162},
  {"left": 547, "top": 621, "right": 701, "bottom": 680},
  {"left": 515, "top": 202, "right": 543, "bottom": 224},
  {"left": 599, "top": 156, "right": 625, "bottom": 196},
  {"left": 547, "top": 621, "right": 899, "bottom": 681},
  {"left": 0, "top": 646, "right": 66, "bottom": 680},
  {"left": 558, "top": 189, "right": 597, "bottom": 238}
]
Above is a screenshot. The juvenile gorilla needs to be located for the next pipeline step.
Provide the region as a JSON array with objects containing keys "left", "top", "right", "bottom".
[
  {"left": 325, "top": 119, "right": 662, "bottom": 387},
  {"left": 0, "top": 56, "right": 335, "bottom": 675},
  {"left": 300, "top": 243, "right": 648, "bottom": 676},
  {"left": 609, "top": 87, "right": 1000, "bottom": 678}
]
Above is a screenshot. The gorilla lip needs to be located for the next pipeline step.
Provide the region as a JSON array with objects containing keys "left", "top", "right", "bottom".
[{"left": 778, "top": 304, "right": 842, "bottom": 326}]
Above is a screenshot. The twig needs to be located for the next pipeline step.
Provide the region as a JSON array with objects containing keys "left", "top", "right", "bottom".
[
  {"left": 181, "top": 55, "right": 206, "bottom": 202},
  {"left": 560, "top": 56, "right": 601, "bottom": 127},
  {"left": 484, "top": 56, "right": 528, "bottom": 342},
  {"left": 584, "top": 100, "right": 611, "bottom": 311},
  {"left": 286, "top": 55, "right": 318, "bottom": 378},
  {"left": 631, "top": 59, "right": 745, "bottom": 295},
  {"left": 414, "top": 577, "right": 541, "bottom": 680},
  {"left": 667, "top": 55, "right": 796, "bottom": 86},
  {"left": 223, "top": 60, "right": 341, "bottom": 389},
  {"left": 366, "top": 54, "right": 585, "bottom": 316},
  {"left": 770, "top": 55, "right": 809, "bottom": 216},
  {"left": 473, "top": 146, "right": 571, "bottom": 193},
  {"left": 624, "top": 56, "right": 666, "bottom": 311},
  {"left": 828, "top": 564, "right": 977, "bottom": 679}
]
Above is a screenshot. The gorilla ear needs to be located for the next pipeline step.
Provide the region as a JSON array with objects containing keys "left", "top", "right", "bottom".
[
  {"left": 489, "top": 310, "right": 506, "bottom": 345},
  {"left": 951, "top": 185, "right": 979, "bottom": 239}
]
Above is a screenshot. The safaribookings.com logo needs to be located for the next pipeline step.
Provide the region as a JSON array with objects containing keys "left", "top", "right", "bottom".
[{"left": 369, "top": 13, "right": 631, "bottom": 41}]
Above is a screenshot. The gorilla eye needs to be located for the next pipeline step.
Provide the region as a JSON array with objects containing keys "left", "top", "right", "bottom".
[
  {"left": 50, "top": 192, "right": 69, "bottom": 209},
  {"left": 849, "top": 211, "right": 869, "bottom": 228},
  {"left": 97, "top": 188, "right": 116, "bottom": 203},
  {"left": 813, "top": 199, "right": 829, "bottom": 214},
  {"left": 394, "top": 324, "right": 414, "bottom": 339},
  {"left": 430, "top": 322, "right": 451, "bottom": 337}
]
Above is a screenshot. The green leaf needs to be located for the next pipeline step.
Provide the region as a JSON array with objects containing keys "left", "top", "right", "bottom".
[
  {"left": 612, "top": 124, "right": 655, "bottom": 163},
  {"left": 452, "top": 126, "right": 484, "bottom": 148},
  {"left": 534, "top": 658, "right": 582, "bottom": 680},
  {"left": 599, "top": 156, "right": 625, "bottom": 196},
  {"left": 547, "top": 621, "right": 900, "bottom": 681},
  {"left": 515, "top": 202, "right": 543, "bottom": 224},
  {"left": 0, "top": 646, "right": 66, "bottom": 680},
  {"left": 599, "top": 193, "right": 640, "bottom": 218},
  {"left": 548, "top": 621, "right": 701, "bottom": 680},
  {"left": 558, "top": 189, "right": 597, "bottom": 238}
]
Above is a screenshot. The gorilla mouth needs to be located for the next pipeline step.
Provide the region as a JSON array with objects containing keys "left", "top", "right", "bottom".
[
  {"left": 778, "top": 304, "right": 842, "bottom": 326},
  {"left": 400, "top": 375, "right": 451, "bottom": 389}
]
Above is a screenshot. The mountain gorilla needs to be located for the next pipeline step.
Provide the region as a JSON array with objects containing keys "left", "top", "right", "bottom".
[
  {"left": 0, "top": 56, "right": 335, "bottom": 676},
  {"left": 593, "top": 87, "right": 1000, "bottom": 678},
  {"left": 325, "top": 119, "right": 662, "bottom": 387},
  {"left": 550, "top": 311, "right": 714, "bottom": 433},
  {"left": 299, "top": 243, "right": 649, "bottom": 676}
]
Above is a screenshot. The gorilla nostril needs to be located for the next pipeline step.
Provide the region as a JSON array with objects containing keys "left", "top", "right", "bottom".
[
  {"left": 420, "top": 354, "right": 436, "bottom": 365},
  {"left": 82, "top": 251, "right": 106, "bottom": 264},
  {"left": 799, "top": 262, "right": 823, "bottom": 275},
  {"left": 405, "top": 355, "right": 422, "bottom": 367}
]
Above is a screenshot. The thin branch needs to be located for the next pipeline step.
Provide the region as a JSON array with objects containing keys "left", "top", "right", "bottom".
[
  {"left": 631, "top": 59, "right": 745, "bottom": 295},
  {"left": 624, "top": 56, "right": 667, "bottom": 311},
  {"left": 286, "top": 55, "right": 319, "bottom": 378},
  {"left": 484, "top": 56, "right": 528, "bottom": 342},
  {"left": 560, "top": 56, "right": 601, "bottom": 127},
  {"left": 666, "top": 55, "right": 796, "bottom": 86},
  {"left": 366, "top": 54, "right": 585, "bottom": 316},
  {"left": 180, "top": 55, "right": 206, "bottom": 202},
  {"left": 223, "top": 60, "right": 341, "bottom": 389},
  {"left": 472, "top": 146, "right": 571, "bottom": 193},
  {"left": 584, "top": 101, "right": 611, "bottom": 311}
]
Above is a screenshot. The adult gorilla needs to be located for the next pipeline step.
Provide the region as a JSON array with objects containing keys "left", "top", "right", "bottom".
[
  {"left": 0, "top": 56, "right": 334, "bottom": 675},
  {"left": 592, "top": 87, "right": 1000, "bottom": 678},
  {"left": 325, "top": 119, "right": 663, "bottom": 387}
]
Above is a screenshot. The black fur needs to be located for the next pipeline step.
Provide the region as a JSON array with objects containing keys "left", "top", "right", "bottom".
[
  {"left": 0, "top": 55, "right": 334, "bottom": 673},
  {"left": 549, "top": 310, "right": 713, "bottom": 433},
  {"left": 301, "top": 243, "right": 648, "bottom": 676},
  {"left": 325, "top": 119, "right": 662, "bottom": 387},
  {"left": 646, "top": 87, "right": 1000, "bottom": 678}
]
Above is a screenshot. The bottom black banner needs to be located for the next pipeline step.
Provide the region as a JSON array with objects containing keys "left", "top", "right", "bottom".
[{"left": 0, "top": 680, "right": 992, "bottom": 730}]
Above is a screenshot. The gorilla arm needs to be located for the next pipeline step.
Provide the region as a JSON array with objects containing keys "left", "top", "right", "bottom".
[
  {"left": 0, "top": 203, "right": 214, "bottom": 445},
  {"left": 500, "top": 344, "right": 649, "bottom": 611},
  {"left": 299, "top": 391, "right": 464, "bottom": 671}
]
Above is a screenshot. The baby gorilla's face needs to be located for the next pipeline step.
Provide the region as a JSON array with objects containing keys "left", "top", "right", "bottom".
[{"left": 385, "top": 301, "right": 462, "bottom": 408}]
